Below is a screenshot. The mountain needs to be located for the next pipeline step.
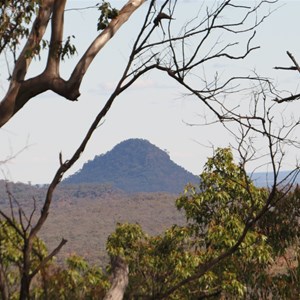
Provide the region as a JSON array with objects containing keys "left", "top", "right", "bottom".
[
  {"left": 251, "top": 171, "right": 300, "bottom": 187},
  {"left": 63, "top": 139, "right": 199, "bottom": 193}
]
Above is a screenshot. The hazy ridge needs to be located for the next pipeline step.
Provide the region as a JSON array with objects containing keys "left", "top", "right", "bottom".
[{"left": 63, "top": 138, "right": 199, "bottom": 194}]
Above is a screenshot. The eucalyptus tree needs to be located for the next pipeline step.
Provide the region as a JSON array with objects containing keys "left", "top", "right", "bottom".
[
  {"left": 107, "top": 149, "right": 300, "bottom": 299},
  {"left": 1, "top": 0, "right": 299, "bottom": 299}
]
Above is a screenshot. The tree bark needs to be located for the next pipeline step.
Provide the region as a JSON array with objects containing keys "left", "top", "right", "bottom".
[
  {"left": 19, "top": 239, "right": 32, "bottom": 300},
  {"left": 104, "top": 257, "right": 129, "bottom": 300},
  {"left": 0, "top": 0, "right": 146, "bottom": 128},
  {"left": 0, "top": 266, "right": 9, "bottom": 300}
]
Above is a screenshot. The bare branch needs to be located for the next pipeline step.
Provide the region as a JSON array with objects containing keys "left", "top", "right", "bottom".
[
  {"left": 274, "top": 92, "right": 300, "bottom": 103},
  {"left": 273, "top": 51, "right": 300, "bottom": 103},
  {"left": 29, "top": 238, "right": 67, "bottom": 280},
  {"left": 287, "top": 51, "right": 300, "bottom": 73}
]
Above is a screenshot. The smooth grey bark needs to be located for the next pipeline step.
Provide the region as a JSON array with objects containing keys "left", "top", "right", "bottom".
[{"left": 104, "top": 257, "right": 129, "bottom": 300}]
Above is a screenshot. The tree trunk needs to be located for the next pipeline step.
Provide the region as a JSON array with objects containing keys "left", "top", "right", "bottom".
[
  {"left": 19, "top": 275, "right": 30, "bottom": 300},
  {"left": 19, "top": 240, "right": 32, "bottom": 300},
  {"left": 0, "top": 266, "right": 9, "bottom": 300},
  {"left": 104, "top": 257, "right": 129, "bottom": 300}
]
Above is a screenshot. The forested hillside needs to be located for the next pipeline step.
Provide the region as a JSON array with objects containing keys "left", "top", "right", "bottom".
[{"left": 64, "top": 139, "right": 199, "bottom": 193}]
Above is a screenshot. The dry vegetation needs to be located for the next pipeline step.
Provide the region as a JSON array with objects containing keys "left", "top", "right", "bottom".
[
  {"left": 41, "top": 192, "right": 184, "bottom": 265},
  {"left": 0, "top": 181, "right": 185, "bottom": 265}
]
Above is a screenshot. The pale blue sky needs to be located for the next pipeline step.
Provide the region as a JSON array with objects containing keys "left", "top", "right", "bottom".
[{"left": 0, "top": 0, "right": 300, "bottom": 184}]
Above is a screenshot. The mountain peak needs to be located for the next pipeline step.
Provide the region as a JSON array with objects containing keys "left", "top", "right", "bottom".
[{"left": 64, "top": 139, "right": 198, "bottom": 193}]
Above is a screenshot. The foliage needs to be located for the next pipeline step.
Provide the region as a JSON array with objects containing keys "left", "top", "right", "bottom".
[
  {"left": 0, "top": 148, "right": 299, "bottom": 298},
  {"left": 259, "top": 185, "right": 300, "bottom": 255},
  {"left": 58, "top": 35, "right": 77, "bottom": 61},
  {"left": 253, "top": 185, "right": 300, "bottom": 299},
  {"left": 0, "top": 220, "right": 109, "bottom": 299},
  {"left": 176, "top": 148, "right": 268, "bottom": 253},
  {"left": 0, "top": 0, "right": 78, "bottom": 62},
  {"left": 106, "top": 148, "right": 300, "bottom": 299},
  {"left": 31, "top": 255, "right": 109, "bottom": 300},
  {"left": 0, "top": 0, "right": 38, "bottom": 55},
  {"left": 0, "top": 220, "right": 48, "bottom": 299},
  {"left": 97, "top": 1, "right": 119, "bottom": 30},
  {"left": 0, "top": 0, "right": 299, "bottom": 298},
  {"left": 107, "top": 223, "right": 203, "bottom": 299}
]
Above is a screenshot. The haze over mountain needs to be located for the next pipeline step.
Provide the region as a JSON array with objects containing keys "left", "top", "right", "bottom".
[{"left": 63, "top": 139, "right": 199, "bottom": 193}]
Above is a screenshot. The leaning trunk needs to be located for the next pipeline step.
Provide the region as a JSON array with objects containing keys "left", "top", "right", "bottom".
[{"left": 104, "top": 257, "right": 129, "bottom": 300}]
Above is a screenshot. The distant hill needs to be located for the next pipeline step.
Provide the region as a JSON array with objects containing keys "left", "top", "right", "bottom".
[
  {"left": 63, "top": 139, "right": 199, "bottom": 193},
  {"left": 251, "top": 171, "right": 300, "bottom": 187}
]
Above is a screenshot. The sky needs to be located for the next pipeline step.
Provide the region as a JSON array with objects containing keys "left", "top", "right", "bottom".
[{"left": 0, "top": 0, "right": 300, "bottom": 184}]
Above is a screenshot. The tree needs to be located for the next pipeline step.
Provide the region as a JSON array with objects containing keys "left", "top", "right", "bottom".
[
  {"left": 0, "top": 219, "right": 49, "bottom": 300},
  {"left": 0, "top": 225, "right": 110, "bottom": 299},
  {"left": 32, "top": 254, "right": 109, "bottom": 299},
  {"left": 1, "top": 0, "right": 299, "bottom": 299},
  {"left": 107, "top": 148, "right": 300, "bottom": 299},
  {"left": 0, "top": 0, "right": 146, "bottom": 127},
  {"left": 0, "top": 149, "right": 298, "bottom": 299}
]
